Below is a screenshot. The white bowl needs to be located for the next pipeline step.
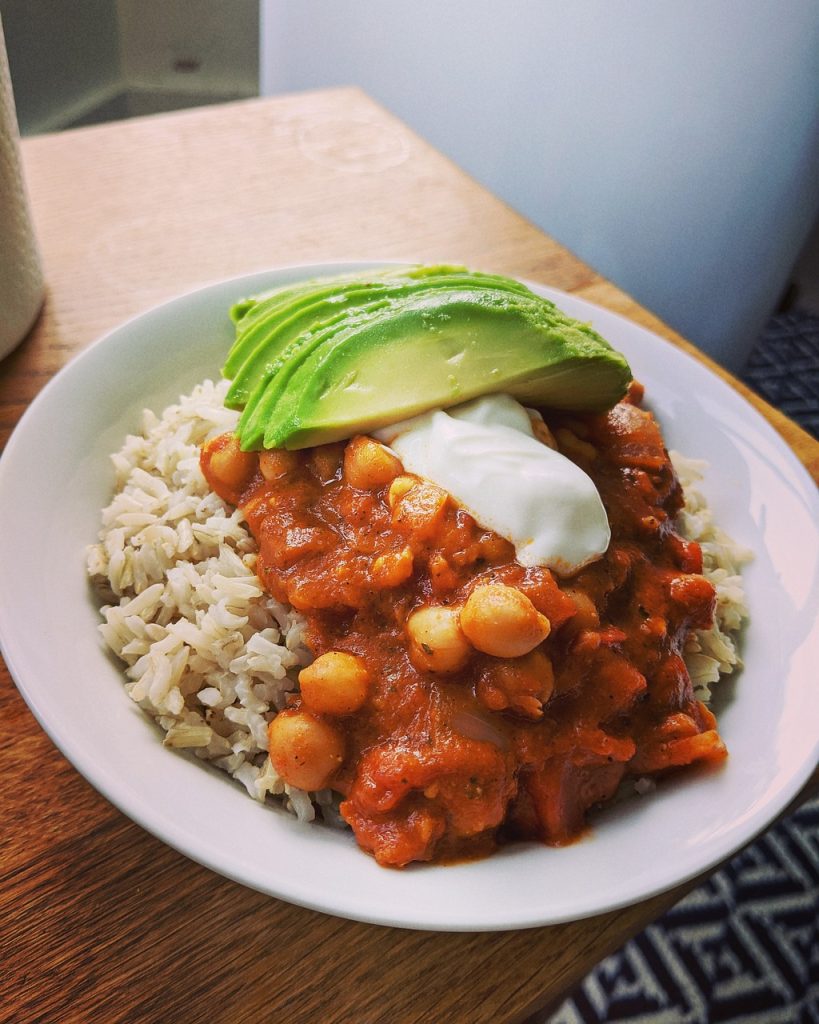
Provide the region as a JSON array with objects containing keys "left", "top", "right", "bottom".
[{"left": 1, "top": 263, "right": 817, "bottom": 931}]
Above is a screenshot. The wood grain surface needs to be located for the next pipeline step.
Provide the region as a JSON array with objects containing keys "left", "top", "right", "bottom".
[{"left": 1, "top": 89, "right": 817, "bottom": 1024}]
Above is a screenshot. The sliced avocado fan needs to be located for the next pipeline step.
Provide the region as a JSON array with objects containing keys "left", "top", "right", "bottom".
[
  {"left": 224, "top": 265, "right": 529, "bottom": 413},
  {"left": 224, "top": 263, "right": 480, "bottom": 379},
  {"left": 231, "top": 270, "right": 536, "bottom": 449},
  {"left": 220, "top": 266, "right": 632, "bottom": 450}
]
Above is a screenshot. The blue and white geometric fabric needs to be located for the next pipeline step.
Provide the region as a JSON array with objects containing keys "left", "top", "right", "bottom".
[{"left": 544, "top": 796, "right": 818, "bottom": 1023}]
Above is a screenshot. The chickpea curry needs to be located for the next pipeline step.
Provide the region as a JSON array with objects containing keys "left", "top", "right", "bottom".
[{"left": 201, "top": 384, "right": 726, "bottom": 867}]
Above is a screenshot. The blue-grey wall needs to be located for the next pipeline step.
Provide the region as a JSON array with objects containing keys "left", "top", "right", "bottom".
[{"left": 260, "top": 0, "right": 819, "bottom": 368}]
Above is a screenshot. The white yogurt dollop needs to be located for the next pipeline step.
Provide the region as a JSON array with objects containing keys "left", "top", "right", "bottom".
[{"left": 375, "top": 394, "right": 610, "bottom": 576}]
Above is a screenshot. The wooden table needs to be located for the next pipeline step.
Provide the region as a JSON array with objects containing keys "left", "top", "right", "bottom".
[{"left": 1, "top": 89, "right": 817, "bottom": 1024}]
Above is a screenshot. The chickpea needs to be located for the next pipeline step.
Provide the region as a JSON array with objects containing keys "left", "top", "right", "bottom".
[
  {"left": 371, "top": 545, "right": 414, "bottom": 588},
  {"left": 387, "top": 474, "right": 418, "bottom": 509},
  {"left": 460, "top": 584, "right": 551, "bottom": 658},
  {"left": 343, "top": 436, "right": 403, "bottom": 490},
  {"left": 206, "top": 434, "right": 258, "bottom": 492},
  {"left": 391, "top": 480, "right": 448, "bottom": 539},
  {"left": 407, "top": 605, "right": 471, "bottom": 674},
  {"left": 518, "top": 648, "right": 555, "bottom": 704},
  {"left": 478, "top": 649, "right": 555, "bottom": 718},
  {"left": 259, "top": 448, "right": 298, "bottom": 481},
  {"left": 309, "top": 442, "right": 345, "bottom": 484},
  {"left": 562, "top": 587, "right": 600, "bottom": 632},
  {"left": 299, "top": 651, "right": 371, "bottom": 716},
  {"left": 267, "top": 710, "right": 344, "bottom": 791}
]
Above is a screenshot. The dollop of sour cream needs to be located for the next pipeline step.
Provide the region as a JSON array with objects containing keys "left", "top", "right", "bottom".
[{"left": 375, "top": 394, "right": 610, "bottom": 576}]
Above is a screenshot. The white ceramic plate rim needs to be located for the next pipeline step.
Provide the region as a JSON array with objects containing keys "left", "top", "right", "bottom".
[{"left": 1, "top": 262, "right": 817, "bottom": 932}]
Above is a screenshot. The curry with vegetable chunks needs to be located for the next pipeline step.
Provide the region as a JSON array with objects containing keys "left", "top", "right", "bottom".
[{"left": 201, "top": 384, "right": 726, "bottom": 867}]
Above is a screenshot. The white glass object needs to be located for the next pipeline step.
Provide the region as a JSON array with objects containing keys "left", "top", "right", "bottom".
[{"left": 0, "top": 15, "right": 44, "bottom": 360}]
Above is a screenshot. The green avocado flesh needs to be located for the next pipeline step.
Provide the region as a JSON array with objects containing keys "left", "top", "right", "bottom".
[
  {"left": 224, "top": 266, "right": 531, "bottom": 416},
  {"left": 221, "top": 266, "right": 632, "bottom": 450},
  {"left": 231, "top": 271, "right": 536, "bottom": 449}
]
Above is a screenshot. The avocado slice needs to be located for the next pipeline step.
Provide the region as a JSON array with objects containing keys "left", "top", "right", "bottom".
[
  {"left": 231, "top": 270, "right": 537, "bottom": 448},
  {"left": 223, "top": 266, "right": 507, "bottom": 409},
  {"left": 235, "top": 296, "right": 397, "bottom": 447},
  {"left": 263, "top": 286, "right": 631, "bottom": 449},
  {"left": 226, "top": 278, "right": 409, "bottom": 408},
  {"left": 224, "top": 270, "right": 399, "bottom": 381},
  {"left": 219, "top": 267, "right": 632, "bottom": 450},
  {"left": 223, "top": 263, "right": 477, "bottom": 383}
]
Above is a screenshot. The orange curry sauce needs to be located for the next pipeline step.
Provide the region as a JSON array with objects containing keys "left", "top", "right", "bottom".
[{"left": 201, "top": 384, "right": 726, "bottom": 867}]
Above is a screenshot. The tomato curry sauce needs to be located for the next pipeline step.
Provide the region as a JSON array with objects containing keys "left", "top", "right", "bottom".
[{"left": 201, "top": 385, "right": 726, "bottom": 867}]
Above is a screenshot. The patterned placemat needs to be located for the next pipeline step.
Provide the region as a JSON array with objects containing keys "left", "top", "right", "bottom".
[
  {"left": 541, "top": 312, "right": 819, "bottom": 1023},
  {"left": 544, "top": 796, "right": 818, "bottom": 1023},
  {"left": 742, "top": 310, "right": 819, "bottom": 440}
]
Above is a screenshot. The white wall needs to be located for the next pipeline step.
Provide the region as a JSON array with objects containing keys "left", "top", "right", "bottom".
[{"left": 260, "top": 0, "right": 819, "bottom": 368}]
